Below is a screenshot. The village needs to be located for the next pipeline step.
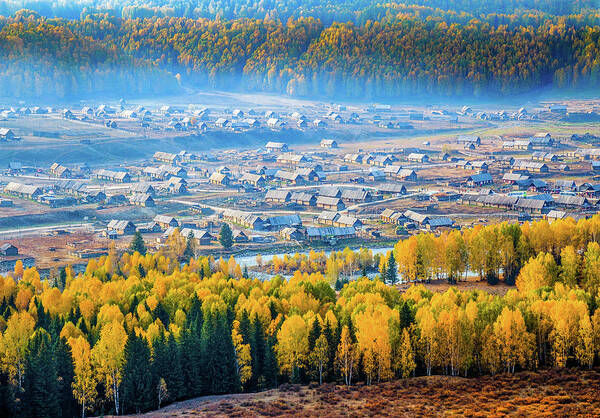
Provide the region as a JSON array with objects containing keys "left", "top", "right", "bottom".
[{"left": 1, "top": 97, "right": 600, "bottom": 274}]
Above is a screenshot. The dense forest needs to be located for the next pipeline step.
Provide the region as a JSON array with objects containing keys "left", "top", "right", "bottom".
[
  {"left": 0, "top": 8, "right": 599, "bottom": 99},
  {"left": 0, "top": 0, "right": 597, "bottom": 22},
  {"left": 2, "top": 215, "right": 600, "bottom": 416}
]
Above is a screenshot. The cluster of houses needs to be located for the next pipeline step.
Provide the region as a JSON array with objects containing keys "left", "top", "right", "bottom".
[
  {"left": 459, "top": 189, "right": 597, "bottom": 215},
  {"left": 265, "top": 186, "right": 378, "bottom": 211},
  {"left": 380, "top": 209, "right": 454, "bottom": 230}
]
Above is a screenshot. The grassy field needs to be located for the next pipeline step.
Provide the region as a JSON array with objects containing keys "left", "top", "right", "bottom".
[{"left": 146, "top": 369, "right": 600, "bottom": 417}]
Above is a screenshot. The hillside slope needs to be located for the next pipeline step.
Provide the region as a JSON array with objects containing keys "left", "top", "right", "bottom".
[{"left": 146, "top": 369, "right": 600, "bottom": 417}]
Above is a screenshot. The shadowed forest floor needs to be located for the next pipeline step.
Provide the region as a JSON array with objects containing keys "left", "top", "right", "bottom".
[{"left": 141, "top": 369, "right": 600, "bottom": 417}]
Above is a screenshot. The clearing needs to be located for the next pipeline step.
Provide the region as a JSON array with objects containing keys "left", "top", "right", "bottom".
[{"left": 142, "top": 369, "right": 600, "bottom": 417}]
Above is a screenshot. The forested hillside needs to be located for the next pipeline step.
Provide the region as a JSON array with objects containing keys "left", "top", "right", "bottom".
[
  {"left": 0, "top": 14, "right": 178, "bottom": 99},
  {"left": 2, "top": 216, "right": 600, "bottom": 416},
  {"left": 0, "top": 0, "right": 596, "bottom": 22},
  {"left": 0, "top": 8, "right": 599, "bottom": 99}
]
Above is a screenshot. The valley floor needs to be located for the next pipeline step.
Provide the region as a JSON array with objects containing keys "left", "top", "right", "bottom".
[{"left": 141, "top": 368, "right": 600, "bottom": 417}]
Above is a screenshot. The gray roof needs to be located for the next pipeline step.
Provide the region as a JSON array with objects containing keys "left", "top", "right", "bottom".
[
  {"left": 266, "top": 214, "right": 302, "bottom": 227},
  {"left": 153, "top": 215, "right": 178, "bottom": 225},
  {"left": 428, "top": 217, "right": 454, "bottom": 227},
  {"left": 336, "top": 215, "right": 361, "bottom": 227},
  {"left": 107, "top": 220, "right": 135, "bottom": 230},
  {"left": 306, "top": 227, "right": 356, "bottom": 238},
  {"left": 319, "top": 186, "right": 341, "bottom": 197},
  {"left": 515, "top": 198, "right": 546, "bottom": 210},
  {"left": 377, "top": 183, "right": 407, "bottom": 194},
  {"left": 341, "top": 189, "right": 371, "bottom": 201},
  {"left": 274, "top": 170, "right": 301, "bottom": 181},
  {"left": 316, "top": 196, "right": 343, "bottom": 206},
  {"left": 403, "top": 210, "right": 429, "bottom": 224},
  {"left": 318, "top": 211, "right": 340, "bottom": 221},
  {"left": 554, "top": 195, "right": 587, "bottom": 207},
  {"left": 265, "top": 189, "right": 291, "bottom": 200},
  {"left": 468, "top": 173, "right": 493, "bottom": 183}
]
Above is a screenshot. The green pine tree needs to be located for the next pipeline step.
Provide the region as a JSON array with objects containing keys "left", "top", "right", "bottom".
[
  {"left": 121, "top": 332, "right": 155, "bottom": 414},
  {"left": 249, "top": 315, "right": 266, "bottom": 391},
  {"left": 238, "top": 310, "right": 251, "bottom": 344},
  {"left": 201, "top": 311, "right": 239, "bottom": 394},
  {"left": 399, "top": 301, "right": 415, "bottom": 329},
  {"left": 180, "top": 328, "right": 203, "bottom": 398},
  {"left": 387, "top": 251, "right": 398, "bottom": 285},
  {"left": 0, "top": 369, "right": 15, "bottom": 418},
  {"left": 129, "top": 231, "right": 147, "bottom": 255},
  {"left": 166, "top": 334, "right": 185, "bottom": 400},
  {"left": 21, "top": 330, "right": 60, "bottom": 417},
  {"left": 182, "top": 231, "right": 195, "bottom": 262},
  {"left": 58, "top": 267, "right": 67, "bottom": 291},
  {"left": 54, "top": 337, "right": 77, "bottom": 417},
  {"left": 308, "top": 317, "right": 321, "bottom": 351},
  {"left": 219, "top": 223, "right": 233, "bottom": 249},
  {"left": 263, "top": 336, "right": 279, "bottom": 389}
]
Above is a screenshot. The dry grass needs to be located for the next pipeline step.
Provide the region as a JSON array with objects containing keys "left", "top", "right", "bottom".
[{"left": 143, "top": 369, "right": 600, "bottom": 417}]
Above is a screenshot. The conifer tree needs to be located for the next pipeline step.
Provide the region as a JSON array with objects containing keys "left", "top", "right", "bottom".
[
  {"left": 129, "top": 231, "right": 147, "bottom": 255},
  {"left": 21, "top": 330, "right": 60, "bottom": 417},
  {"left": 263, "top": 336, "right": 279, "bottom": 389},
  {"left": 180, "top": 328, "right": 202, "bottom": 398},
  {"left": 219, "top": 223, "right": 233, "bottom": 249},
  {"left": 182, "top": 231, "right": 195, "bottom": 262},
  {"left": 54, "top": 337, "right": 77, "bottom": 417},
  {"left": 201, "top": 311, "right": 239, "bottom": 394},
  {"left": 166, "top": 334, "right": 185, "bottom": 400},
  {"left": 249, "top": 315, "right": 266, "bottom": 391},
  {"left": 0, "top": 369, "right": 15, "bottom": 418},
  {"left": 239, "top": 310, "right": 251, "bottom": 344},
  {"left": 387, "top": 251, "right": 398, "bottom": 285},
  {"left": 121, "top": 332, "right": 155, "bottom": 414},
  {"left": 58, "top": 267, "right": 67, "bottom": 291},
  {"left": 308, "top": 317, "right": 322, "bottom": 351}
]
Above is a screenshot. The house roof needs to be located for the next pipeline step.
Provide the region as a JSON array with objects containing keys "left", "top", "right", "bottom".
[
  {"left": 468, "top": 173, "right": 493, "bottom": 183},
  {"left": 107, "top": 220, "right": 135, "bottom": 230},
  {"left": 428, "top": 217, "right": 454, "bottom": 227},
  {"left": 403, "top": 210, "right": 429, "bottom": 224},
  {"left": 240, "top": 173, "right": 264, "bottom": 183},
  {"left": 316, "top": 196, "right": 343, "bottom": 206},
  {"left": 266, "top": 214, "right": 302, "bottom": 227},
  {"left": 377, "top": 183, "right": 407, "bottom": 194},
  {"left": 209, "top": 172, "right": 229, "bottom": 182},
  {"left": 319, "top": 186, "right": 341, "bottom": 197},
  {"left": 336, "top": 215, "right": 360, "bottom": 226},
  {"left": 341, "top": 189, "right": 371, "bottom": 201},
  {"left": 265, "top": 189, "right": 291, "bottom": 200},
  {"left": 306, "top": 227, "right": 356, "bottom": 238},
  {"left": 153, "top": 215, "right": 178, "bottom": 225},
  {"left": 318, "top": 211, "right": 340, "bottom": 222},
  {"left": 554, "top": 195, "right": 587, "bottom": 207},
  {"left": 515, "top": 198, "right": 546, "bottom": 210},
  {"left": 290, "top": 191, "right": 316, "bottom": 202},
  {"left": 265, "top": 141, "right": 287, "bottom": 149}
]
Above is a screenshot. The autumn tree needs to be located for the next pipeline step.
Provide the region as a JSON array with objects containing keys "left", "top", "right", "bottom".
[
  {"left": 70, "top": 336, "right": 97, "bottom": 418},
  {"left": 276, "top": 315, "right": 309, "bottom": 383},
  {"left": 397, "top": 328, "right": 416, "bottom": 378},
  {"left": 336, "top": 325, "right": 358, "bottom": 385},
  {"left": 309, "top": 334, "right": 329, "bottom": 385},
  {"left": 0, "top": 311, "right": 35, "bottom": 388},
  {"left": 92, "top": 321, "right": 127, "bottom": 414}
]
